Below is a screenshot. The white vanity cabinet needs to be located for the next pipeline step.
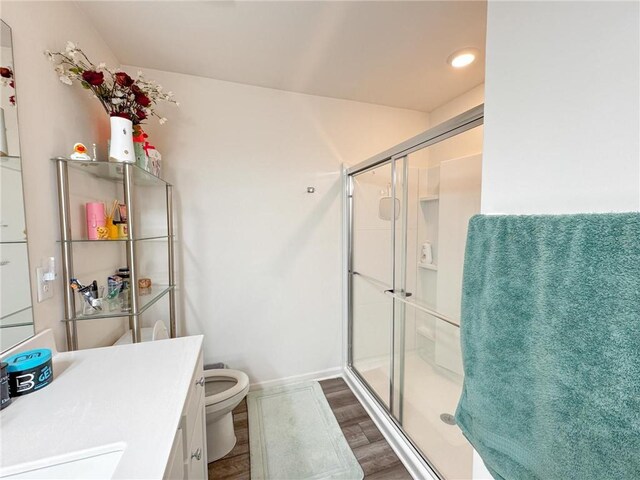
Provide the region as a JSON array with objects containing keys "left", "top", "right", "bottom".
[
  {"left": 165, "top": 353, "right": 207, "bottom": 479},
  {"left": 0, "top": 331, "right": 208, "bottom": 480}
]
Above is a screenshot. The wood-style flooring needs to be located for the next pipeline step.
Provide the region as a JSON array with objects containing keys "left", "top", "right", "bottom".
[{"left": 208, "top": 377, "right": 412, "bottom": 480}]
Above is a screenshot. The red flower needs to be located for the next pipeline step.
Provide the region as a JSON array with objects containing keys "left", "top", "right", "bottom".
[
  {"left": 9, "top": 95, "right": 15, "bottom": 106},
  {"left": 114, "top": 72, "right": 134, "bottom": 87},
  {"left": 135, "top": 109, "right": 147, "bottom": 121},
  {"left": 81, "top": 70, "right": 104, "bottom": 86},
  {"left": 135, "top": 94, "right": 151, "bottom": 107},
  {"left": 111, "top": 112, "right": 131, "bottom": 120},
  {"left": 9, "top": 81, "right": 14, "bottom": 88},
  {"left": 131, "top": 84, "right": 142, "bottom": 95},
  {"left": 0, "top": 67, "right": 12, "bottom": 78}
]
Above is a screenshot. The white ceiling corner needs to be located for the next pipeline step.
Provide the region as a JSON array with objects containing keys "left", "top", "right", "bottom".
[{"left": 77, "top": 1, "right": 486, "bottom": 113}]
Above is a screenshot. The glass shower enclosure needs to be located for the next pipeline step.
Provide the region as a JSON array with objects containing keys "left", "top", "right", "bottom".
[{"left": 346, "top": 105, "right": 483, "bottom": 479}]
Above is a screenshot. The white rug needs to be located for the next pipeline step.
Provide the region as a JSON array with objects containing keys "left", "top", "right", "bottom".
[{"left": 248, "top": 381, "right": 364, "bottom": 480}]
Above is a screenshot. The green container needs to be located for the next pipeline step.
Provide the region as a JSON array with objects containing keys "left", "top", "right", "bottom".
[{"left": 134, "top": 143, "right": 149, "bottom": 172}]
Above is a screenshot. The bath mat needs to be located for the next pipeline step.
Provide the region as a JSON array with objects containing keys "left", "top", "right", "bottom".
[{"left": 248, "top": 381, "right": 364, "bottom": 480}]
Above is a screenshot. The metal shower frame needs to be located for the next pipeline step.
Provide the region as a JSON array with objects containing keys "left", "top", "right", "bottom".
[{"left": 344, "top": 104, "right": 484, "bottom": 479}]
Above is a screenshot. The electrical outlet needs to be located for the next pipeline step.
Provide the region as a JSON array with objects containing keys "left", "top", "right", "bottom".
[{"left": 36, "top": 266, "right": 53, "bottom": 302}]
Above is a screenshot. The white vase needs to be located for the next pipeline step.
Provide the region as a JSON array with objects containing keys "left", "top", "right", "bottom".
[{"left": 109, "top": 116, "right": 135, "bottom": 163}]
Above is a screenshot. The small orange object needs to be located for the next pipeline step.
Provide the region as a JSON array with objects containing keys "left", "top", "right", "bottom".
[
  {"left": 70, "top": 143, "right": 91, "bottom": 160},
  {"left": 96, "top": 226, "right": 109, "bottom": 240}
]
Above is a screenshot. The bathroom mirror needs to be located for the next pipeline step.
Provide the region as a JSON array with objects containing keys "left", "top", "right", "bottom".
[{"left": 0, "top": 19, "right": 34, "bottom": 352}]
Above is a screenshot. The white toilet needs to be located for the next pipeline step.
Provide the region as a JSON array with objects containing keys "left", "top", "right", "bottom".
[{"left": 204, "top": 369, "right": 250, "bottom": 461}]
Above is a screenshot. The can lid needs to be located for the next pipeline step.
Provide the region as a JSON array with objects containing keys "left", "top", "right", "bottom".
[{"left": 4, "top": 349, "right": 52, "bottom": 373}]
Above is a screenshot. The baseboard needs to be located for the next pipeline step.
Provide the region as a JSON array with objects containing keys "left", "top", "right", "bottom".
[
  {"left": 249, "top": 367, "right": 343, "bottom": 391},
  {"left": 343, "top": 367, "right": 439, "bottom": 480}
]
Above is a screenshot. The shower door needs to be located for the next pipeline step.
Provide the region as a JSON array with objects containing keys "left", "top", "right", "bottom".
[
  {"left": 349, "top": 161, "right": 396, "bottom": 408},
  {"left": 347, "top": 106, "right": 483, "bottom": 480}
]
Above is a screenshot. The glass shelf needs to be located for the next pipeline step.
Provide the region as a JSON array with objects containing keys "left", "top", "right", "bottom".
[
  {"left": 63, "top": 285, "right": 174, "bottom": 322},
  {"left": 0, "top": 321, "right": 34, "bottom": 329},
  {"left": 52, "top": 157, "right": 171, "bottom": 187},
  {"left": 1, "top": 306, "right": 33, "bottom": 323},
  {"left": 1, "top": 156, "right": 22, "bottom": 171},
  {"left": 0, "top": 240, "right": 27, "bottom": 244},
  {"left": 58, "top": 235, "right": 172, "bottom": 244},
  {"left": 418, "top": 262, "right": 438, "bottom": 271}
]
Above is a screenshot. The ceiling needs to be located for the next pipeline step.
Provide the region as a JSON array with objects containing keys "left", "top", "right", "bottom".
[{"left": 77, "top": 1, "right": 486, "bottom": 113}]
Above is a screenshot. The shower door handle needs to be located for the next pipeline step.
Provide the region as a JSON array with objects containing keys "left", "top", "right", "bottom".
[{"left": 385, "top": 289, "right": 412, "bottom": 297}]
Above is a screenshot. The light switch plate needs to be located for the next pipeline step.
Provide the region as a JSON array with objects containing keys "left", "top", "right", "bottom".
[{"left": 36, "top": 266, "right": 53, "bottom": 302}]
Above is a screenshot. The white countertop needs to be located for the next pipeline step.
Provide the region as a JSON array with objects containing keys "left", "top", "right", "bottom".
[{"left": 0, "top": 335, "right": 203, "bottom": 479}]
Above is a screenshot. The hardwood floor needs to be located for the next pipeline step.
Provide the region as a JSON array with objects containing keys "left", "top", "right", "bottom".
[{"left": 208, "top": 377, "right": 412, "bottom": 480}]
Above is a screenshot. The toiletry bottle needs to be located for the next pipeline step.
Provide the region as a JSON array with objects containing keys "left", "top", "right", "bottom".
[
  {"left": 117, "top": 267, "right": 131, "bottom": 311},
  {"left": 0, "top": 363, "right": 11, "bottom": 410},
  {"left": 106, "top": 217, "right": 118, "bottom": 239}
]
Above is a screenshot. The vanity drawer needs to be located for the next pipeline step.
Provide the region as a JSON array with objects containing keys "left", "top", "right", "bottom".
[
  {"left": 181, "top": 352, "right": 204, "bottom": 458},
  {"left": 186, "top": 404, "right": 206, "bottom": 480}
]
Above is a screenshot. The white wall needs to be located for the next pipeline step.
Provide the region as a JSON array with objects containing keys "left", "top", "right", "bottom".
[
  {"left": 482, "top": 1, "right": 640, "bottom": 214},
  {"left": 429, "top": 83, "right": 484, "bottom": 164},
  {"left": 2, "top": 1, "right": 121, "bottom": 351},
  {"left": 430, "top": 83, "right": 484, "bottom": 127},
  {"left": 472, "top": 2, "right": 640, "bottom": 479},
  {"left": 131, "top": 66, "right": 429, "bottom": 385}
]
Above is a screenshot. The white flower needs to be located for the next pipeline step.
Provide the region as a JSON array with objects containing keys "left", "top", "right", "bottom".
[
  {"left": 137, "top": 70, "right": 143, "bottom": 78},
  {"left": 159, "top": 117, "right": 167, "bottom": 125},
  {"left": 65, "top": 41, "right": 76, "bottom": 53},
  {"left": 97, "top": 62, "right": 106, "bottom": 70},
  {"left": 59, "top": 75, "right": 72, "bottom": 85},
  {"left": 44, "top": 50, "right": 55, "bottom": 61},
  {"left": 111, "top": 98, "right": 124, "bottom": 105},
  {"left": 55, "top": 65, "right": 65, "bottom": 75}
]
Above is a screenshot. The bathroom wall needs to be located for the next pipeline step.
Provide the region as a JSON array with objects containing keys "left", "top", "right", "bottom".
[
  {"left": 482, "top": 0, "right": 640, "bottom": 214},
  {"left": 428, "top": 83, "right": 484, "bottom": 163},
  {"left": 1, "top": 2, "right": 124, "bottom": 351},
  {"left": 129, "top": 65, "right": 430, "bottom": 385},
  {"left": 474, "top": 2, "right": 640, "bottom": 479}
]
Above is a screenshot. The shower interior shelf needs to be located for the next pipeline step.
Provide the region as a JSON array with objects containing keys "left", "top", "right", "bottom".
[
  {"left": 419, "top": 195, "right": 439, "bottom": 202},
  {"left": 53, "top": 157, "right": 176, "bottom": 351},
  {"left": 418, "top": 262, "right": 438, "bottom": 271}
]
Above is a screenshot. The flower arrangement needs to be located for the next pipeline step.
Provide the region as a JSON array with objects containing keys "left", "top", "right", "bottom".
[
  {"left": 45, "top": 42, "right": 177, "bottom": 124},
  {"left": 0, "top": 66, "right": 16, "bottom": 106}
]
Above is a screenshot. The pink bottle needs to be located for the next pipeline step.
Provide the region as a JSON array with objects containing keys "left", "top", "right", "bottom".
[{"left": 86, "top": 202, "right": 106, "bottom": 240}]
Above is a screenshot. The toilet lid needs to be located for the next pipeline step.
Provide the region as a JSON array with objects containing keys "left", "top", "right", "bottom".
[{"left": 203, "top": 369, "right": 249, "bottom": 406}]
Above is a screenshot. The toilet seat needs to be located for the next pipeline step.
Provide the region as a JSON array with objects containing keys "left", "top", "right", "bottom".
[{"left": 204, "top": 369, "right": 250, "bottom": 407}]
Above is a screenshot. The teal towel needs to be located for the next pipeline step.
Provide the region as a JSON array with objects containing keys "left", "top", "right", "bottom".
[{"left": 455, "top": 213, "right": 640, "bottom": 480}]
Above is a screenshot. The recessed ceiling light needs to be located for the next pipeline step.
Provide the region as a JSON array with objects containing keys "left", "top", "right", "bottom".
[{"left": 447, "top": 48, "right": 479, "bottom": 68}]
